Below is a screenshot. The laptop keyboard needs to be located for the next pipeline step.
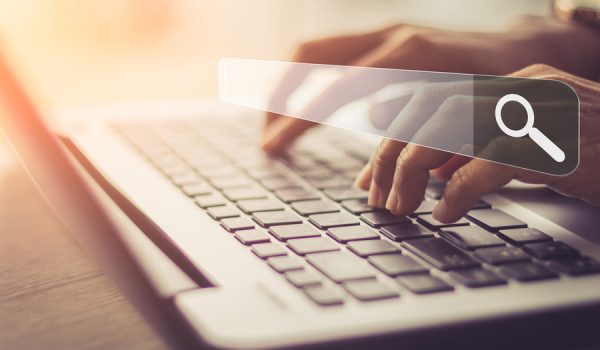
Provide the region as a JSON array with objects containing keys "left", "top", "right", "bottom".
[{"left": 111, "top": 118, "right": 600, "bottom": 306}]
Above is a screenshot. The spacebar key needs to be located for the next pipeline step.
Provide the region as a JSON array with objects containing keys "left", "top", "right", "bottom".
[
  {"left": 307, "top": 251, "right": 376, "bottom": 283},
  {"left": 403, "top": 237, "right": 480, "bottom": 271}
]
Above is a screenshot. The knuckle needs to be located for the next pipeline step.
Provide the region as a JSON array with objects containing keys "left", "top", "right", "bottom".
[
  {"left": 394, "top": 147, "right": 413, "bottom": 173},
  {"left": 386, "top": 27, "right": 432, "bottom": 47},
  {"left": 440, "top": 95, "right": 471, "bottom": 112},
  {"left": 450, "top": 166, "right": 478, "bottom": 196},
  {"left": 413, "top": 83, "right": 439, "bottom": 102},
  {"left": 370, "top": 142, "right": 396, "bottom": 182},
  {"left": 524, "top": 63, "right": 555, "bottom": 75},
  {"left": 372, "top": 148, "right": 391, "bottom": 171},
  {"left": 402, "top": 31, "right": 432, "bottom": 48},
  {"left": 482, "top": 135, "right": 519, "bottom": 159}
]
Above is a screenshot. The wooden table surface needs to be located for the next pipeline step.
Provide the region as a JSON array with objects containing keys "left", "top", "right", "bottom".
[{"left": 0, "top": 143, "right": 166, "bottom": 350}]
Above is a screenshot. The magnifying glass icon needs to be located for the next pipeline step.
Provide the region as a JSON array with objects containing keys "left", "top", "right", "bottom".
[{"left": 495, "top": 94, "right": 565, "bottom": 163}]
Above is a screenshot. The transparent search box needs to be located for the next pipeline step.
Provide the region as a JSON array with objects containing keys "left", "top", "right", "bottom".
[{"left": 219, "top": 58, "right": 579, "bottom": 176}]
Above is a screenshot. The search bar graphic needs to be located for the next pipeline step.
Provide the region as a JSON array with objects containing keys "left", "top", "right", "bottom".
[
  {"left": 495, "top": 94, "right": 565, "bottom": 163},
  {"left": 219, "top": 58, "right": 579, "bottom": 175}
]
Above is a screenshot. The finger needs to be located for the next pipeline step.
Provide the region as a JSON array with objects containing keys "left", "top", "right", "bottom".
[
  {"left": 265, "top": 111, "right": 280, "bottom": 131},
  {"left": 263, "top": 49, "right": 413, "bottom": 154},
  {"left": 354, "top": 161, "right": 373, "bottom": 190},
  {"left": 264, "top": 25, "right": 453, "bottom": 156},
  {"left": 366, "top": 139, "right": 407, "bottom": 207},
  {"left": 263, "top": 26, "right": 399, "bottom": 132},
  {"left": 263, "top": 65, "right": 318, "bottom": 134},
  {"left": 431, "top": 154, "right": 471, "bottom": 181},
  {"left": 261, "top": 116, "right": 317, "bottom": 154},
  {"left": 385, "top": 144, "right": 453, "bottom": 215},
  {"left": 368, "top": 94, "right": 413, "bottom": 130},
  {"left": 434, "top": 159, "right": 517, "bottom": 222}
]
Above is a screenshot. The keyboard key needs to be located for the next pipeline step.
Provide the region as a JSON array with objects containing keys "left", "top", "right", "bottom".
[
  {"left": 523, "top": 241, "right": 579, "bottom": 260},
  {"left": 299, "top": 168, "right": 336, "bottom": 180},
  {"left": 327, "top": 226, "right": 380, "bottom": 243},
  {"left": 236, "top": 156, "right": 276, "bottom": 170},
  {"left": 417, "top": 214, "right": 470, "bottom": 230},
  {"left": 171, "top": 172, "right": 204, "bottom": 187},
  {"left": 269, "top": 224, "right": 321, "bottom": 241},
  {"left": 161, "top": 163, "right": 193, "bottom": 177},
  {"left": 303, "top": 285, "right": 344, "bottom": 306},
  {"left": 500, "top": 262, "right": 558, "bottom": 281},
  {"left": 287, "top": 237, "right": 340, "bottom": 255},
  {"left": 285, "top": 270, "right": 322, "bottom": 287},
  {"left": 222, "top": 187, "right": 268, "bottom": 201},
  {"left": 197, "top": 165, "right": 239, "bottom": 179},
  {"left": 498, "top": 228, "right": 552, "bottom": 245},
  {"left": 260, "top": 176, "right": 298, "bottom": 191},
  {"left": 309, "top": 212, "right": 360, "bottom": 229},
  {"left": 339, "top": 169, "right": 360, "bottom": 180},
  {"left": 341, "top": 199, "right": 382, "bottom": 215},
  {"left": 403, "top": 238, "right": 480, "bottom": 271},
  {"left": 472, "top": 200, "right": 492, "bottom": 210},
  {"left": 380, "top": 224, "right": 433, "bottom": 242},
  {"left": 368, "top": 255, "right": 428, "bottom": 276},
  {"left": 237, "top": 198, "right": 285, "bottom": 214},
  {"left": 361, "top": 211, "right": 411, "bottom": 228},
  {"left": 267, "top": 256, "right": 304, "bottom": 272},
  {"left": 344, "top": 145, "right": 372, "bottom": 162},
  {"left": 251, "top": 242, "right": 288, "bottom": 259},
  {"left": 253, "top": 210, "right": 303, "bottom": 228},
  {"left": 210, "top": 175, "right": 254, "bottom": 189},
  {"left": 235, "top": 229, "right": 271, "bottom": 245},
  {"left": 411, "top": 200, "right": 437, "bottom": 216},
  {"left": 425, "top": 182, "right": 445, "bottom": 200},
  {"left": 307, "top": 251, "right": 376, "bottom": 282},
  {"left": 288, "top": 156, "right": 320, "bottom": 171},
  {"left": 327, "top": 158, "right": 364, "bottom": 171},
  {"left": 181, "top": 182, "right": 214, "bottom": 196},
  {"left": 324, "top": 188, "right": 368, "bottom": 202},
  {"left": 474, "top": 246, "right": 530, "bottom": 265},
  {"left": 396, "top": 274, "right": 453, "bottom": 294},
  {"left": 449, "top": 268, "right": 507, "bottom": 288},
  {"left": 207, "top": 205, "right": 240, "bottom": 220},
  {"left": 194, "top": 193, "right": 227, "bottom": 208},
  {"left": 291, "top": 200, "right": 340, "bottom": 216},
  {"left": 245, "top": 167, "right": 283, "bottom": 179},
  {"left": 548, "top": 257, "right": 600, "bottom": 276},
  {"left": 466, "top": 209, "right": 527, "bottom": 231},
  {"left": 439, "top": 226, "right": 505, "bottom": 250},
  {"left": 309, "top": 177, "right": 354, "bottom": 190},
  {"left": 343, "top": 280, "right": 399, "bottom": 301},
  {"left": 275, "top": 188, "right": 319, "bottom": 203},
  {"left": 220, "top": 217, "right": 255, "bottom": 232},
  {"left": 348, "top": 240, "right": 400, "bottom": 257}
]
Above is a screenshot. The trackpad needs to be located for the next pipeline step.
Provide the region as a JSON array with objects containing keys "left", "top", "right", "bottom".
[{"left": 498, "top": 185, "right": 600, "bottom": 245}]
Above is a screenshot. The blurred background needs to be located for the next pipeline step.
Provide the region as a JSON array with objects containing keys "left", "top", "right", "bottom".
[{"left": 0, "top": 0, "right": 550, "bottom": 112}]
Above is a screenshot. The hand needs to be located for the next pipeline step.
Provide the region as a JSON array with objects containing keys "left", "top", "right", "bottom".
[
  {"left": 262, "top": 17, "right": 600, "bottom": 154},
  {"left": 354, "top": 64, "right": 600, "bottom": 222}
]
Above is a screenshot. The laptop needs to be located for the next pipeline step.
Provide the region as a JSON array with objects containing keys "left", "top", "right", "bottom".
[{"left": 2, "top": 44, "right": 600, "bottom": 349}]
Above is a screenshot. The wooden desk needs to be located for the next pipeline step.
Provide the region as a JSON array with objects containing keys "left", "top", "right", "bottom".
[{"left": 0, "top": 144, "right": 166, "bottom": 350}]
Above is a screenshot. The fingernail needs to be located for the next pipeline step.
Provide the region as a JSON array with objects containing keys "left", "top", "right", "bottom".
[
  {"left": 385, "top": 189, "right": 400, "bottom": 213},
  {"left": 368, "top": 182, "right": 385, "bottom": 207},
  {"left": 354, "top": 165, "right": 371, "bottom": 190},
  {"left": 432, "top": 199, "right": 450, "bottom": 223}
]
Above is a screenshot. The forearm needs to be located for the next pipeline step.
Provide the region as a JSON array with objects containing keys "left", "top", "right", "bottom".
[{"left": 507, "top": 18, "right": 600, "bottom": 79}]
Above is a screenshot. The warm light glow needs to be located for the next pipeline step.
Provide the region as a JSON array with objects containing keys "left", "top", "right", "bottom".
[{"left": 0, "top": 0, "right": 547, "bottom": 112}]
